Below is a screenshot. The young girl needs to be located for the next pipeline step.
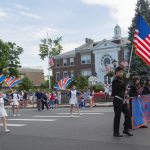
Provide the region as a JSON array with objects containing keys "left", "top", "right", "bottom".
[
  {"left": 68, "top": 85, "right": 80, "bottom": 117},
  {"left": 0, "top": 92, "right": 10, "bottom": 133},
  {"left": 12, "top": 90, "right": 20, "bottom": 116}
]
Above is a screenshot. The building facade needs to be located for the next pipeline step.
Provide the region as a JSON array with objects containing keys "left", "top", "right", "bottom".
[
  {"left": 52, "top": 25, "right": 130, "bottom": 84},
  {"left": 19, "top": 67, "right": 44, "bottom": 86}
]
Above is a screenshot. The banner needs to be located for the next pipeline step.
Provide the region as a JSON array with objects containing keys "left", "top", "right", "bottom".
[{"left": 132, "top": 95, "right": 150, "bottom": 128}]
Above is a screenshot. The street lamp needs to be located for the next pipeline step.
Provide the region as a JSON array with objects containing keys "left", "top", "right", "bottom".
[{"left": 112, "top": 59, "right": 117, "bottom": 70}]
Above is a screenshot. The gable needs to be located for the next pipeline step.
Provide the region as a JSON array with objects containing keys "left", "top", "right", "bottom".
[{"left": 93, "top": 39, "right": 119, "bottom": 50}]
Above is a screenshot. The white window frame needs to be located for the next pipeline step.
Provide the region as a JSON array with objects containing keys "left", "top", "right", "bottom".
[
  {"left": 70, "top": 70, "right": 74, "bottom": 78},
  {"left": 63, "top": 59, "right": 67, "bottom": 66},
  {"left": 81, "top": 54, "right": 91, "bottom": 64},
  {"left": 70, "top": 58, "right": 74, "bottom": 66},
  {"left": 81, "top": 69, "right": 92, "bottom": 76},
  {"left": 56, "top": 60, "right": 60, "bottom": 67},
  {"left": 63, "top": 71, "right": 68, "bottom": 78},
  {"left": 56, "top": 72, "right": 60, "bottom": 82}
]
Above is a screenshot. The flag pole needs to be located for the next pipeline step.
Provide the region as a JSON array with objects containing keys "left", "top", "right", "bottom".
[
  {"left": 127, "top": 45, "right": 134, "bottom": 74},
  {"left": 47, "top": 33, "right": 51, "bottom": 90}
]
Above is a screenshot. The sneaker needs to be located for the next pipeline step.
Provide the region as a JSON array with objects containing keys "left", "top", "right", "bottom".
[
  {"left": 4, "top": 129, "right": 10, "bottom": 133},
  {"left": 13, "top": 114, "right": 16, "bottom": 117}
]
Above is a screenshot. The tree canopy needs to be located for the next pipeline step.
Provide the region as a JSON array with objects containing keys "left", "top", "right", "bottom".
[
  {"left": 128, "top": 0, "right": 150, "bottom": 78},
  {"left": 39, "top": 37, "right": 63, "bottom": 60},
  {"left": 0, "top": 39, "right": 23, "bottom": 76}
]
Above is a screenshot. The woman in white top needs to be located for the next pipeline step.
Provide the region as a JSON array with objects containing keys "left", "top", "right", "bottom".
[
  {"left": 0, "top": 92, "right": 10, "bottom": 133},
  {"left": 68, "top": 86, "right": 80, "bottom": 116},
  {"left": 57, "top": 90, "right": 61, "bottom": 105},
  {"left": 12, "top": 90, "right": 20, "bottom": 116}
]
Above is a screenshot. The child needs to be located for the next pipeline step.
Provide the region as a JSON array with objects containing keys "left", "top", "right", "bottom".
[
  {"left": 0, "top": 92, "right": 10, "bottom": 133},
  {"left": 49, "top": 91, "right": 55, "bottom": 109}
]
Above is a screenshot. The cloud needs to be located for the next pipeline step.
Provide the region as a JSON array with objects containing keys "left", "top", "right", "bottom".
[
  {"left": 20, "top": 11, "right": 41, "bottom": 19},
  {"left": 62, "top": 42, "right": 82, "bottom": 52},
  {"left": 14, "top": 4, "right": 29, "bottom": 10},
  {"left": 0, "top": 8, "right": 9, "bottom": 19},
  {"left": 81, "top": 0, "right": 137, "bottom": 31},
  {"left": 33, "top": 27, "right": 59, "bottom": 39}
]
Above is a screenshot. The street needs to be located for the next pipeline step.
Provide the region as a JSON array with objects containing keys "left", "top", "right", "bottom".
[{"left": 0, "top": 107, "right": 150, "bottom": 150}]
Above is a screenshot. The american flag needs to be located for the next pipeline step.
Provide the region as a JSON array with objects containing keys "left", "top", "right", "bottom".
[
  {"left": 49, "top": 57, "right": 54, "bottom": 66},
  {"left": 133, "top": 15, "right": 150, "bottom": 66}
]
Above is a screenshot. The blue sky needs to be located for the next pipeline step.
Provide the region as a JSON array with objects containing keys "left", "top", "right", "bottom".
[{"left": 0, "top": 0, "right": 137, "bottom": 75}]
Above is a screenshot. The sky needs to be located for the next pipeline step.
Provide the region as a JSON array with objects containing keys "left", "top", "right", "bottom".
[{"left": 0, "top": 0, "right": 137, "bottom": 75}]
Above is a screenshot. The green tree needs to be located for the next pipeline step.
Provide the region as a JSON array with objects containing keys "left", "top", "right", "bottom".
[
  {"left": 128, "top": 0, "right": 150, "bottom": 78},
  {"left": 76, "top": 76, "right": 88, "bottom": 90},
  {"left": 0, "top": 40, "right": 23, "bottom": 76},
  {"left": 39, "top": 37, "right": 63, "bottom": 60},
  {"left": 40, "top": 79, "right": 54, "bottom": 89},
  {"left": 18, "top": 77, "right": 33, "bottom": 91}
]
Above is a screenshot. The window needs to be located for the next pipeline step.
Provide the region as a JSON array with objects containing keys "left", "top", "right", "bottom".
[
  {"left": 56, "top": 72, "right": 60, "bottom": 81},
  {"left": 81, "top": 69, "right": 91, "bottom": 76},
  {"left": 56, "top": 60, "right": 60, "bottom": 67},
  {"left": 63, "top": 71, "right": 68, "bottom": 78},
  {"left": 63, "top": 59, "right": 67, "bottom": 66},
  {"left": 70, "top": 70, "right": 74, "bottom": 78},
  {"left": 70, "top": 58, "right": 74, "bottom": 66},
  {"left": 124, "top": 51, "right": 130, "bottom": 60},
  {"left": 81, "top": 54, "right": 91, "bottom": 64}
]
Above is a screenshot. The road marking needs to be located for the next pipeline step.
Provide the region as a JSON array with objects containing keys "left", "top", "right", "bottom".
[
  {"left": 32, "top": 116, "right": 80, "bottom": 118},
  {"left": 0, "top": 123, "right": 26, "bottom": 127},
  {"left": 8, "top": 119, "right": 57, "bottom": 122},
  {"left": 79, "top": 110, "right": 113, "bottom": 113},
  {"left": 57, "top": 113, "right": 104, "bottom": 115}
]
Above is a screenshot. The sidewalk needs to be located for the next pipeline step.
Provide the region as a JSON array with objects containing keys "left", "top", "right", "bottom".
[{"left": 5, "top": 102, "right": 113, "bottom": 109}]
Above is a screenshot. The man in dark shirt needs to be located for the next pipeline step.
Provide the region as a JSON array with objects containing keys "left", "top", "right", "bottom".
[
  {"left": 35, "top": 89, "right": 43, "bottom": 111},
  {"left": 112, "top": 67, "right": 133, "bottom": 137}
]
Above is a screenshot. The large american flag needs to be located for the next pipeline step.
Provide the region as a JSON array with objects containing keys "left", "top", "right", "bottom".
[{"left": 133, "top": 15, "right": 150, "bottom": 66}]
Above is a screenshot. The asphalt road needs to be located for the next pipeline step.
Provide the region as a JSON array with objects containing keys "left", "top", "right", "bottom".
[{"left": 0, "top": 107, "right": 150, "bottom": 150}]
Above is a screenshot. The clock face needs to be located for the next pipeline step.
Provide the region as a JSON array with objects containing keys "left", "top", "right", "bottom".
[{"left": 101, "top": 54, "right": 113, "bottom": 66}]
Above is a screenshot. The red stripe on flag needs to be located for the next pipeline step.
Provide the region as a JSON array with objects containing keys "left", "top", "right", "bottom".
[
  {"left": 136, "top": 49, "right": 150, "bottom": 65},
  {"left": 134, "top": 35, "right": 150, "bottom": 52},
  {"left": 134, "top": 42, "right": 150, "bottom": 57}
]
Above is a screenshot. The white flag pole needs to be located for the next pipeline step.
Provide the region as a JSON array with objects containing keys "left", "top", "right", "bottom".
[
  {"left": 128, "top": 45, "right": 134, "bottom": 74},
  {"left": 47, "top": 33, "right": 51, "bottom": 90}
]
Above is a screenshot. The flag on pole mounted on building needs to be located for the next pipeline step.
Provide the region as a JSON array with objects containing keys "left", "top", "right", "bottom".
[
  {"left": 133, "top": 15, "right": 150, "bottom": 66},
  {"left": 0, "top": 74, "right": 6, "bottom": 83},
  {"left": 54, "top": 77, "right": 73, "bottom": 89},
  {"left": 49, "top": 57, "right": 54, "bottom": 66}
]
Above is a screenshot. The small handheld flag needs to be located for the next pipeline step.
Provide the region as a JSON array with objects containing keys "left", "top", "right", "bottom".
[
  {"left": 0, "top": 74, "right": 6, "bottom": 83},
  {"left": 54, "top": 77, "right": 73, "bottom": 89}
]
